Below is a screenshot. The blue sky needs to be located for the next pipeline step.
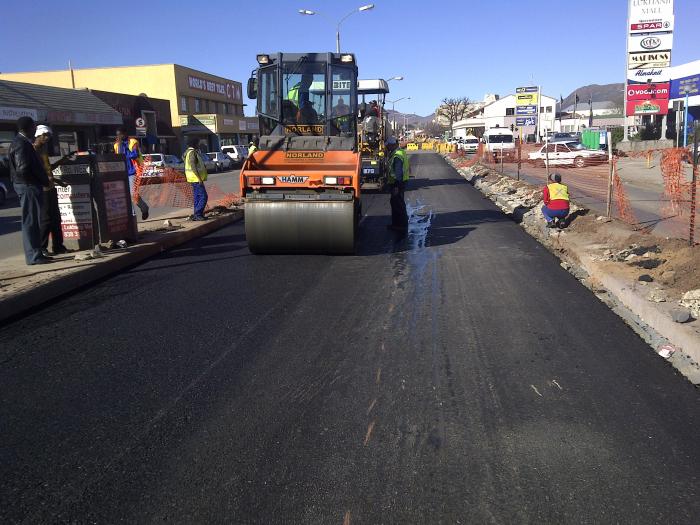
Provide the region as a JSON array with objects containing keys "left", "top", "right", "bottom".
[{"left": 1, "top": 0, "right": 698, "bottom": 116}]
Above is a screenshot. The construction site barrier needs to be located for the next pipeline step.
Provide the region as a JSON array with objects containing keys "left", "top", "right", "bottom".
[
  {"left": 421, "top": 142, "right": 435, "bottom": 151},
  {"left": 407, "top": 143, "right": 419, "bottom": 151}
]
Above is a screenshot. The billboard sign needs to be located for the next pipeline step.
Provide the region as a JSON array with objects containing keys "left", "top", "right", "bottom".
[
  {"left": 516, "top": 116, "right": 537, "bottom": 126},
  {"left": 629, "top": 0, "right": 674, "bottom": 32},
  {"left": 626, "top": 82, "right": 670, "bottom": 101},
  {"left": 626, "top": 98, "right": 669, "bottom": 115},
  {"left": 627, "top": 50, "right": 671, "bottom": 70},
  {"left": 669, "top": 75, "right": 700, "bottom": 99},
  {"left": 627, "top": 67, "right": 670, "bottom": 82},
  {"left": 515, "top": 105, "right": 537, "bottom": 115},
  {"left": 630, "top": 18, "right": 673, "bottom": 33},
  {"left": 628, "top": 33, "right": 673, "bottom": 53}
]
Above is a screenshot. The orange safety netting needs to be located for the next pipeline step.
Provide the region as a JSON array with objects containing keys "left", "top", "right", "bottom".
[{"left": 611, "top": 158, "right": 638, "bottom": 224}]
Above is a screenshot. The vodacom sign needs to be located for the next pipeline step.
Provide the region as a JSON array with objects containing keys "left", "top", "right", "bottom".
[{"left": 626, "top": 82, "right": 670, "bottom": 100}]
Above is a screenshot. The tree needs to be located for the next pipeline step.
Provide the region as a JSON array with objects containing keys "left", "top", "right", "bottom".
[{"left": 436, "top": 97, "right": 473, "bottom": 130}]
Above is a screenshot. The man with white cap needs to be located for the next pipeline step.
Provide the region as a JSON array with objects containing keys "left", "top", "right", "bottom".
[
  {"left": 386, "top": 136, "right": 410, "bottom": 230},
  {"left": 34, "top": 125, "right": 69, "bottom": 255}
]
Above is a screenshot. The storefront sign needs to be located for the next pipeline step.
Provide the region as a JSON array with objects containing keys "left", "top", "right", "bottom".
[
  {"left": 516, "top": 86, "right": 538, "bottom": 94},
  {"left": 46, "top": 110, "right": 122, "bottom": 125},
  {"left": 188, "top": 76, "right": 239, "bottom": 100},
  {"left": 627, "top": 67, "right": 671, "bottom": 82},
  {"left": 629, "top": 0, "right": 674, "bottom": 32},
  {"left": 626, "top": 81, "right": 670, "bottom": 100},
  {"left": 0, "top": 106, "right": 38, "bottom": 121},
  {"left": 516, "top": 116, "right": 537, "bottom": 126},
  {"left": 57, "top": 184, "right": 93, "bottom": 240},
  {"left": 628, "top": 33, "right": 673, "bottom": 53},
  {"left": 628, "top": 51, "right": 671, "bottom": 69},
  {"left": 626, "top": 98, "right": 669, "bottom": 115},
  {"left": 670, "top": 75, "right": 700, "bottom": 99},
  {"left": 515, "top": 93, "right": 538, "bottom": 106},
  {"left": 516, "top": 105, "right": 537, "bottom": 115}
]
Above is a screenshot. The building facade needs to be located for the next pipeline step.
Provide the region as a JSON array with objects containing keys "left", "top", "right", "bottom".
[{"left": 0, "top": 64, "right": 259, "bottom": 152}]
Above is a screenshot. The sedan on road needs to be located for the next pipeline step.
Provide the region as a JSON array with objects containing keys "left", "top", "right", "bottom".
[
  {"left": 528, "top": 141, "right": 607, "bottom": 168},
  {"left": 207, "top": 152, "right": 233, "bottom": 172}
]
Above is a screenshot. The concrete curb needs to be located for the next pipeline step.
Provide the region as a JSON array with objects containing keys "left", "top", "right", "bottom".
[
  {"left": 443, "top": 155, "right": 700, "bottom": 384},
  {"left": 0, "top": 211, "right": 243, "bottom": 324}
]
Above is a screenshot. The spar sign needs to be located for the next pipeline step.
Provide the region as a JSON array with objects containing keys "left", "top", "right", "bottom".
[{"left": 629, "top": 0, "right": 674, "bottom": 34}]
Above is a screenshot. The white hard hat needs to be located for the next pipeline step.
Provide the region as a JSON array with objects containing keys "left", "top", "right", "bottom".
[{"left": 35, "top": 125, "right": 53, "bottom": 137}]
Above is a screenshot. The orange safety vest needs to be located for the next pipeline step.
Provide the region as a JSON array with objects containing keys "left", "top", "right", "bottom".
[{"left": 547, "top": 182, "right": 570, "bottom": 202}]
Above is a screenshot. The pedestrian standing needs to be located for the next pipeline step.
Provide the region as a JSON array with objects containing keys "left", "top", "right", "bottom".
[
  {"left": 542, "top": 173, "right": 570, "bottom": 228},
  {"left": 386, "top": 137, "right": 410, "bottom": 231},
  {"left": 114, "top": 126, "right": 149, "bottom": 220},
  {"left": 34, "top": 125, "right": 69, "bottom": 256},
  {"left": 8, "top": 117, "right": 52, "bottom": 265},
  {"left": 183, "top": 137, "right": 208, "bottom": 221}
]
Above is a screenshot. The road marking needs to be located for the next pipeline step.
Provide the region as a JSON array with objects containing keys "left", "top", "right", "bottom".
[
  {"left": 550, "top": 379, "right": 563, "bottom": 390},
  {"left": 343, "top": 510, "right": 351, "bottom": 525},
  {"left": 364, "top": 420, "right": 376, "bottom": 446},
  {"left": 375, "top": 367, "right": 382, "bottom": 384},
  {"left": 530, "top": 385, "right": 543, "bottom": 397},
  {"left": 367, "top": 398, "right": 377, "bottom": 415}
]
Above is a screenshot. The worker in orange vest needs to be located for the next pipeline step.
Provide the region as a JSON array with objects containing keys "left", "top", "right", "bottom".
[{"left": 114, "top": 126, "right": 149, "bottom": 220}]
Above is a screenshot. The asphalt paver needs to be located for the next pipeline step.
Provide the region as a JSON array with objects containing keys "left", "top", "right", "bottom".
[{"left": 1, "top": 152, "right": 698, "bottom": 523}]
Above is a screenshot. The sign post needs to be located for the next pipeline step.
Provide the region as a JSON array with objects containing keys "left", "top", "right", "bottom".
[
  {"left": 690, "top": 122, "right": 698, "bottom": 246},
  {"left": 606, "top": 131, "right": 614, "bottom": 218},
  {"left": 683, "top": 93, "right": 689, "bottom": 147}
]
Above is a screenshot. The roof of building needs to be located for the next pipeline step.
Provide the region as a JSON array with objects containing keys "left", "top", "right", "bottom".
[{"left": 0, "top": 79, "right": 123, "bottom": 124}]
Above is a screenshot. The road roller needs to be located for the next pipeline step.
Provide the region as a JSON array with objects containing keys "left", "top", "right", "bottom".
[{"left": 241, "top": 52, "right": 361, "bottom": 254}]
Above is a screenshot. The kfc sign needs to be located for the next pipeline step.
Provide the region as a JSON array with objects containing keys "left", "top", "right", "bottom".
[{"left": 626, "top": 82, "right": 670, "bottom": 101}]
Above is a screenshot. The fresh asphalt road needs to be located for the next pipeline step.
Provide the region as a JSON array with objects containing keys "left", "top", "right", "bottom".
[{"left": 1, "top": 152, "right": 698, "bottom": 523}]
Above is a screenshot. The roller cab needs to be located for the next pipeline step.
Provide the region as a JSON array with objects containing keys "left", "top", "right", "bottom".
[{"left": 242, "top": 52, "right": 361, "bottom": 254}]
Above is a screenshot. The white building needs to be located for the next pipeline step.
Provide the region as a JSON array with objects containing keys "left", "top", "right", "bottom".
[{"left": 452, "top": 93, "right": 557, "bottom": 141}]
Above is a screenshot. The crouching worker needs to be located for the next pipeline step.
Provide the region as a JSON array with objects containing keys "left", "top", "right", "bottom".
[
  {"left": 542, "top": 173, "right": 569, "bottom": 228},
  {"left": 183, "top": 138, "right": 208, "bottom": 221}
]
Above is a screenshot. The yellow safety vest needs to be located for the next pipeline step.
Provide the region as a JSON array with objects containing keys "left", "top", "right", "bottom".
[
  {"left": 248, "top": 145, "right": 258, "bottom": 155},
  {"left": 547, "top": 182, "right": 570, "bottom": 201},
  {"left": 388, "top": 148, "right": 410, "bottom": 183},
  {"left": 184, "top": 148, "right": 208, "bottom": 183},
  {"left": 287, "top": 83, "right": 300, "bottom": 105},
  {"left": 113, "top": 137, "right": 144, "bottom": 164}
]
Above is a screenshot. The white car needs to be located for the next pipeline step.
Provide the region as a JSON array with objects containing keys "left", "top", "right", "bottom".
[
  {"left": 459, "top": 136, "right": 480, "bottom": 153},
  {"left": 221, "top": 145, "right": 249, "bottom": 165},
  {"left": 528, "top": 141, "right": 607, "bottom": 168},
  {"left": 207, "top": 152, "right": 233, "bottom": 172},
  {"left": 142, "top": 154, "right": 185, "bottom": 177}
]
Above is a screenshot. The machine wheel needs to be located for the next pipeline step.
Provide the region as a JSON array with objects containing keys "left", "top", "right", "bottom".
[{"left": 574, "top": 156, "right": 586, "bottom": 168}]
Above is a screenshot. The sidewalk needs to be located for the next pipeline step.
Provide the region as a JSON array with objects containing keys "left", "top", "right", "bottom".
[{"left": 0, "top": 207, "right": 243, "bottom": 323}]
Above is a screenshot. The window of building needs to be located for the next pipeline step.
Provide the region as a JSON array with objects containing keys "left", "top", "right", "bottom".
[
  {"left": 194, "top": 98, "right": 200, "bottom": 113},
  {"left": 222, "top": 103, "right": 228, "bottom": 114},
  {"left": 546, "top": 106, "right": 552, "bottom": 113},
  {"left": 180, "top": 96, "right": 187, "bottom": 112},
  {"left": 505, "top": 107, "right": 515, "bottom": 116}
]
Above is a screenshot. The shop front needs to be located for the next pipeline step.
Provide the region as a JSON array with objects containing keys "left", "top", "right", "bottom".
[{"left": 180, "top": 114, "right": 259, "bottom": 152}]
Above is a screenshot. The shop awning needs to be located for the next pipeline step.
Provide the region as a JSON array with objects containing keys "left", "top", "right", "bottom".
[{"left": 0, "top": 80, "right": 123, "bottom": 125}]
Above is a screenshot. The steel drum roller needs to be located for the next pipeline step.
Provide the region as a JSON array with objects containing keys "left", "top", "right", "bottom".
[{"left": 245, "top": 200, "right": 356, "bottom": 254}]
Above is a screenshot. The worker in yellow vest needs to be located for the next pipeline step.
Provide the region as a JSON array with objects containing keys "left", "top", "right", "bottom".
[
  {"left": 114, "top": 127, "right": 149, "bottom": 220},
  {"left": 386, "top": 137, "right": 410, "bottom": 231},
  {"left": 542, "top": 173, "right": 570, "bottom": 228},
  {"left": 183, "top": 137, "right": 209, "bottom": 221}
]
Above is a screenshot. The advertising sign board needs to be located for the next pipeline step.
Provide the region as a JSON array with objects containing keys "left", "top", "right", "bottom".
[
  {"left": 516, "top": 116, "right": 537, "bottom": 126},
  {"left": 629, "top": 0, "right": 674, "bottom": 31},
  {"left": 626, "top": 81, "right": 670, "bottom": 101},
  {"left": 626, "top": 98, "right": 669, "bottom": 115},
  {"left": 516, "top": 105, "right": 537, "bottom": 116},
  {"left": 669, "top": 75, "right": 700, "bottom": 99},
  {"left": 628, "top": 33, "right": 673, "bottom": 53},
  {"left": 627, "top": 51, "right": 671, "bottom": 70}
]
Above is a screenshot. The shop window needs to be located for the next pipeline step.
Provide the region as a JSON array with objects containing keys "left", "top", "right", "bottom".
[
  {"left": 505, "top": 107, "right": 515, "bottom": 116},
  {"left": 180, "top": 96, "right": 187, "bottom": 112}
]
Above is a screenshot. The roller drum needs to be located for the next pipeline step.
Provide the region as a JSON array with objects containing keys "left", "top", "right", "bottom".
[{"left": 245, "top": 200, "right": 356, "bottom": 254}]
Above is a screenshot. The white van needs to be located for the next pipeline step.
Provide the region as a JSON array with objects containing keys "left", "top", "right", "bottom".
[
  {"left": 221, "top": 145, "right": 249, "bottom": 165},
  {"left": 483, "top": 127, "right": 515, "bottom": 161}
]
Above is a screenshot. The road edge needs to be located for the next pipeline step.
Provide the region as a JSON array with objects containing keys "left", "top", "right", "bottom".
[
  {"left": 441, "top": 154, "right": 700, "bottom": 384},
  {"left": 0, "top": 211, "right": 243, "bottom": 325}
]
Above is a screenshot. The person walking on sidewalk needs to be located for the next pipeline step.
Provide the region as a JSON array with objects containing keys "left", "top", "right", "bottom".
[
  {"left": 542, "top": 173, "right": 570, "bottom": 228},
  {"left": 114, "top": 127, "right": 149, "bottom": 220},
  {"left": 34, "top": 125, "right": 69, "bottom": 257},
  {"left": 386, "top": 137, "right": 410, "bottom": 231},
  {"left": 183, "top": 137, "right": 208, "bottom": 221},
  {"left": 8, "top": 117, "right": 52, "bottom": 265}
]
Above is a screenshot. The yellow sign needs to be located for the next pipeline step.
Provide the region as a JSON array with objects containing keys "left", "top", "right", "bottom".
[
  {"left": 284, "top": 124, "right": 324, "bottom": 135},
  {"left": 516, "top": 93, "right": 539, "bottom": 106},
  {"left": 285, "top": 151, "right": 325, "bottom": 161}
]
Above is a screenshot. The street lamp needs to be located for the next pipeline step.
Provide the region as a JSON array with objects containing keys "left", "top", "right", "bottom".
[
  {"left": 387, "top": 76, "right": 404, "bottom": 82},
  {"left": 298, "top": 4, "right": 375, "bottom": 53},
  {"left": 388, "top": 96, "right": 411, "bottom": 133}
]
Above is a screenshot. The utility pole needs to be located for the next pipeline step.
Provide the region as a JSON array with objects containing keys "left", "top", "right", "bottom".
[
  {"left": 689, "top": 122, "right": 699, "bottom": 245},
  {"left": 683, "top": 93, "right": 689, "bottom": 147},
  {"left": 606, "top": 131, "right": 614, "bottom": 218}
]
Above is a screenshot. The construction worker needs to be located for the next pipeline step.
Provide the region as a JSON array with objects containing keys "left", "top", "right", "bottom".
[
  {"left": 34, "top": 125, "right": 69, "bottom": 256},
  {"left": 183, "top": 137, "right": 208, "bottom": 221},
  {"left": 248, "top": 139, "right": 258, "bottom": 156},
  {"left": 542, "top": 173, "right": 570, "bottom": 228},
  {"left": 386, "top": 137, "right": 410, "bottom": 231},
  {"left": 114, "top": 126, "right": 149, "bottom": 220}
]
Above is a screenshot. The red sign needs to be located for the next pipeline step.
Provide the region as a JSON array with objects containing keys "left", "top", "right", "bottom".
[
  {"left": 630, "top": 22, "right": 664, "bottom": 31},
  {"left": 626, "top": 99, "right": 669, "bottom": 116},
  {"left": 626, "top": 82, "right": 670, "bottom": 101}
]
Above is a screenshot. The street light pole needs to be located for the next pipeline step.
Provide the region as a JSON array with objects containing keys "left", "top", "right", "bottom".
[
  {"left": 299, "top": 4, "right": 375, "bottom": 53},
  {"left": 388, "top": 96, "right": 411, "bottom": 134}
]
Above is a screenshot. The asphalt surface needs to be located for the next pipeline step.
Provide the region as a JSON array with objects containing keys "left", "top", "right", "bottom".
[{"left": 1, "top": 152, "right": 698, "bottom": 523}]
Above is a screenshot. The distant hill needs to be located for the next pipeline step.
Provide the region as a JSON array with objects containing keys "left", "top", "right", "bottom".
[
  {"left": 385, "top": 109, "right": 435, "bottom": 126},
  {"left": 561, "top": 83, "right": 624, "bottom": 109}
]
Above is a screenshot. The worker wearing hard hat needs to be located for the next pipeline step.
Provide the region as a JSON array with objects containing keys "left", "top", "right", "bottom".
[
  {"left": 542, "top": 173, "right": 570, "bottom": 228},
  {"left": 34, "top": 125, "right": 69, "bottom": 256},
  {"left": 248, "top": 139, "right": 258, "bottom": 156},
  {"left": 114, "top": 127, "right": 149, "bottom": 220},
  {"left": 386, "top": 136, "right": 410, "bottom": 231},
  {"left": 183, "top": 137, "right": 209, "bottom": 221}
]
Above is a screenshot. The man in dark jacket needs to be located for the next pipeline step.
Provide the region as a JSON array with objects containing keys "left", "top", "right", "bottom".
[{"left": 8, "top": 116, "right": 52, "bottom": 265}]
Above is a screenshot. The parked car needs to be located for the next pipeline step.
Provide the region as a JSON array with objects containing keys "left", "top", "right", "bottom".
[
  {"left": 221, "top": 145, "right": 249, "bottom": 165},
  {"left": 528, "top": 141, "right": 607, "bottom": 168},
  {"left": 207, "top": 152, "right": 233, "bottom": 172},
  {"left": 549, "top": 132, "right": 580, "bottom": 143},
  {"left": 459, "top": 135, "right": 480, "bottom": 153},
  {"left": 142, "top": 153, "right": 185, "bottom": 177}
]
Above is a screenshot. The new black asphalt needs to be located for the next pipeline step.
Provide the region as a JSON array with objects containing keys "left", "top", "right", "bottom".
[{"left": 1, "top": 152, "right": 698, "bottom": 523}]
